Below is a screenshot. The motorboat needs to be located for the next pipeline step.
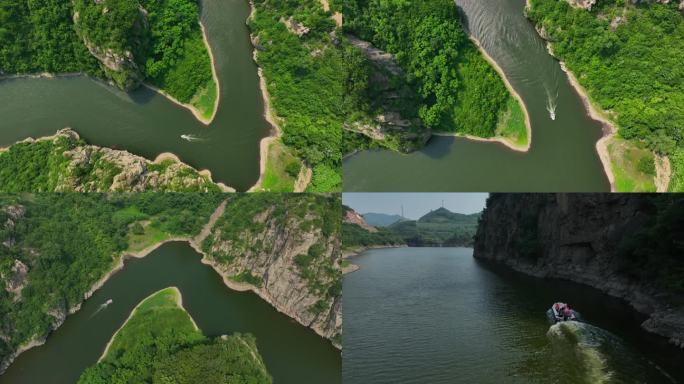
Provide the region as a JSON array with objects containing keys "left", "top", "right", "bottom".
[{"left": 547, "top": 302, "right": 580, "bottom": 323}]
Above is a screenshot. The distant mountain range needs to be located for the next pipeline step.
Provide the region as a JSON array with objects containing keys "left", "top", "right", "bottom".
[
  {"left": 390, "top": 208, "right": 480, "bottom": 246},
  {"left": 344, "top": 207, "right": 481, "bottom": 248},
  {"left": 361, "top": 213, "right": 407, "bottom": 227}
]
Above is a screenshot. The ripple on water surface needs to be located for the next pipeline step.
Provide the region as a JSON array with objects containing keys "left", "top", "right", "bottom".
[{"left": 343, "top": 247, "right": 681, "bottom": 384}]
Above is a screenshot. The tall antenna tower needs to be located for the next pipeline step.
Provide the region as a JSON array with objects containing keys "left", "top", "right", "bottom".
[{"left": 401, "top": 204, "right": 404, "bottom": 218}]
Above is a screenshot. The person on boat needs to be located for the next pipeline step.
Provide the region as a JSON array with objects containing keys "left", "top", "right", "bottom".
[{"left": 563, "top": 306, "right": 573, "bottom": 321}]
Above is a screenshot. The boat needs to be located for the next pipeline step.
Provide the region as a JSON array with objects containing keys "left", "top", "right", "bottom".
[
  {"left": 547, "top": 302, "right": 580, "bottom": 323},
  {"left": 104, "top": 299, "right": 113, "bottom": 306}
]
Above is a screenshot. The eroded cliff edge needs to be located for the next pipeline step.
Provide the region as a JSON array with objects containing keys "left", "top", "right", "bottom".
[
  {"left": 201, "top": 194, "right": 342, "bottom": 348},
  {"left": 473, "top": 194, "right": 684, "bottom": 347}
]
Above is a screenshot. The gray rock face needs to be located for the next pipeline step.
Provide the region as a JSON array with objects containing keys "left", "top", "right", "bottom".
[
  {"left": 3, "top": 260, "right": 28, "bottom": 301},
  {"left": 72, "top": 1, "right": 149, "bottom": 90},
  {"left": 474, "top": 194, "right": 684, "bottom": 348},
  {"left": 564, "top": 0, "right": 597, "bottom": 10},
  {"left": 205, "top": 204, "right": 341, "bottom": 347},
  {"left": 16, "top": 128, "right": 224, "bottom": 192}
]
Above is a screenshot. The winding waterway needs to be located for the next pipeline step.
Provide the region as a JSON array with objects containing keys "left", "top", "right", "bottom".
[
  {"left": 343, "top": 0, "right": 611, "bottom": 192},
  {"left": 0, "top": 242, "right": 340, "bottom": 384},
  {"left": 0, "top": 0, "right": 271, "bottom": 191},
  {"left": 343, "top": 247, "right": 683, "bottom": 383}
]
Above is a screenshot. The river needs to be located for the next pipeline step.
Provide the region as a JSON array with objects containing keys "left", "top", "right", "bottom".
[
  {"left": 0, "top": 242, "right": 340, "bottom": 384},
  {"left": 0, "top": 0, "right": 271, "bottom": 192},
  {"left": 343, "top": 0, "right": 611, "bottom": 192},
  {"left": 343, "top": 247, "right": 683, "bottom": 383}
]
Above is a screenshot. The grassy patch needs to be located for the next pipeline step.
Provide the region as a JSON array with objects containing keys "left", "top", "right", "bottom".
[
  {"left": 495, "top": 96, "right": 528, "bottom": 148},
  {"left": 608, "top": 137, "right": 657, "bottom": 192},
  {"left": 190, "top": 78, "right": 218, "bottom": 120},
  {"left": 126, "top": 222, "right": 172, "bottom": 253},
  {"left": 257, "top": 140, "right": 301, "bottom": 192}
]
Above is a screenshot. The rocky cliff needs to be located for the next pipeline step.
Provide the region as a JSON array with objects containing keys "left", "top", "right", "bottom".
[
  {"left": 72, "top": 0, "right": 149, "bottom": 90},
  {"left": 0, "top": 128, "right": 230, "bottom": 192},
  {"left": 474, "top": 194, "right": 684, "bottom": 347},
  {"left": 201, "top": 194, "right": 342, "bottom": 347}
]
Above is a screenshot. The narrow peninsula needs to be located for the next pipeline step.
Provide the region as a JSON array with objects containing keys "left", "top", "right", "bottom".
[
  {"left": 0, "top": 0, "right": 218, "bottom": 124},
  {"left": 78, "top": 287, "right": 271, "bottom": 383},
  {"left": 341, "top": 0, "right": 531, "bottom": 156}
]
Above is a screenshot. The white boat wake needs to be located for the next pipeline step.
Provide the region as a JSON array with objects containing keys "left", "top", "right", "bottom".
[
  {"left": 546, "top": 88, "right": 558, "bottom": 121},
  {"left": 181, "top": 134, "right": 205, "bottom": 142},
  {"left": 89, "top": 299, "right": 113, "bottom": 318}
]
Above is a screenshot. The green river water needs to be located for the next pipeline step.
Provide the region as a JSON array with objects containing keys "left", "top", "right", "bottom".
[
  {"left": 0, "top": 242, "right": 341, "bottom": 384},
  {"left": 343, "top": 0, "right": 611, "bottom": 192},
  {"left": 343, "top": 247, "right": 683, "bottom": 384},
  {"left": 0, "top": 0, "right": 271, "bottom": 192}
]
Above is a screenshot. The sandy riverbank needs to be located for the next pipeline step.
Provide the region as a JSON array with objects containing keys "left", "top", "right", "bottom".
[
  {"left": 245, "top": 1, "right": 288, "bottom": 192},
  {"left": 342, "top": 245, "right": 408, "bottom": 274},
  {"left": 247, "top": 0, "right": 308, "bottom": 192},
  {"left": 525, "top": 0, "right": 671, "bottom": 192},
  {"left": 468, "top": 36, "right": 532, "bottom": 152},
  {"left": 557, "top": 60, "right": 618, "bottom": 192}
]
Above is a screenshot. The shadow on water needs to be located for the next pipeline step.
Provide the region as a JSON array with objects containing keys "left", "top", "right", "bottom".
[{"left": 422, "top": 136, "right": 455, "bottom": 159}]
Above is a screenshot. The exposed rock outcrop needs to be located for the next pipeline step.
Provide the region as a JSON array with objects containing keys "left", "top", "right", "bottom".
[
  {"left": 474, "top": 194, "right": 684, "bottom": 348},
  {"left": 72, "top": 0, "right": 150, "bottom": 90},
  {"left": 564, "top": 0, "right": 597, "bottom": 10},
  {"left": 344, "top": 35, "right": 431, "bottom": 153},
  {"left": 0, "top": 129, "right": 231, "bottom": 192},
  {"left": 281, "top": 16, "right": 310, "bottom": 37},
  {"left": 202, "top": 196, "right": 341, "bottom": 347},
  {"left": 3, "top": 260, "right": 28, "bottom": 301},
  {"left": 344, "top": 209, "right": 377, "bottom": 233}
]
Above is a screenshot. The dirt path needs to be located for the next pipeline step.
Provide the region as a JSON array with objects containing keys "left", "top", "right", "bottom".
[
  {"left": 655, "top": 154, "right": 672, "bottom": 192},
  {"left": 319, "top": 0, "right": 342, "bottom": 27},
  {"left": 294, "top": 165, "right": 312, "bottom": 193},
  {"left": 194, "top": 200, "right": 227, "bottom": 244}
]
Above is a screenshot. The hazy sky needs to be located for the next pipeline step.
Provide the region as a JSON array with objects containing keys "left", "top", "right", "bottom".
[{"left": 342, "top": 193, "right": 489, "bottom": 220}]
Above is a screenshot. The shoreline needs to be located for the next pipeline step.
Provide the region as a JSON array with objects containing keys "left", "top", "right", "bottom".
[
  {"left": 342, "top": 244, "right": 408, "bottom": 274},
  {"left": 246, "top": 1, "right": 287, "bottom": 193},
  {"left": 97, "top": 287, "right": 198, "bottom": 363},
  {"left": 0, "top": 129, "right": 236, "bottom": 192},
  {"left": 525, "top": 0, "right": 671, "bottom": 192},
  {"left": 0, "top": 18, "right": 219, "bottom": 127},
  {"left": 557, "top": 60, "right": 618, "bottom": 192},
  {"left": 467, "top": 36, "right": 533, "bottom": 153},
  {"left": 141, "top": 19, "right": 220, "bottom": 126},
  {"left": 152, "top": 152, "right": 235, "bottom": 192},
  {"left": 0, "top": 200, "right": 229, "bottom": 374}
]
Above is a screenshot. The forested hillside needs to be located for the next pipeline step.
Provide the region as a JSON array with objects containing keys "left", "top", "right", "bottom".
[
  {"left": 389, "top": 208, "right": 480, "bottom": 247},
  {"left": 342, "top": 206, "right": 405, "bottom": 249},
  {"left": 527, "top": 0, "right": 684, "bottom": 191},
  {"left": 0, "top": 194, "right": 224, "bottom": 373},
  {"left": 341, "top": 0, "right": 528, "bottom": 154},
  {"left": 248, "top": 0, "right": 350, "bottom": 191},
  {"left": 78, "top": 287, "right": 271, "bottom": 383},
  {"left": 0, "top": 129, "right": 223, "bottom": 192},
  {"left": 201, "top": 193, "right": 342, "bottom": 346},
  {"left": 0, "top": 0, "right": 216, "bottom": 119}
]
